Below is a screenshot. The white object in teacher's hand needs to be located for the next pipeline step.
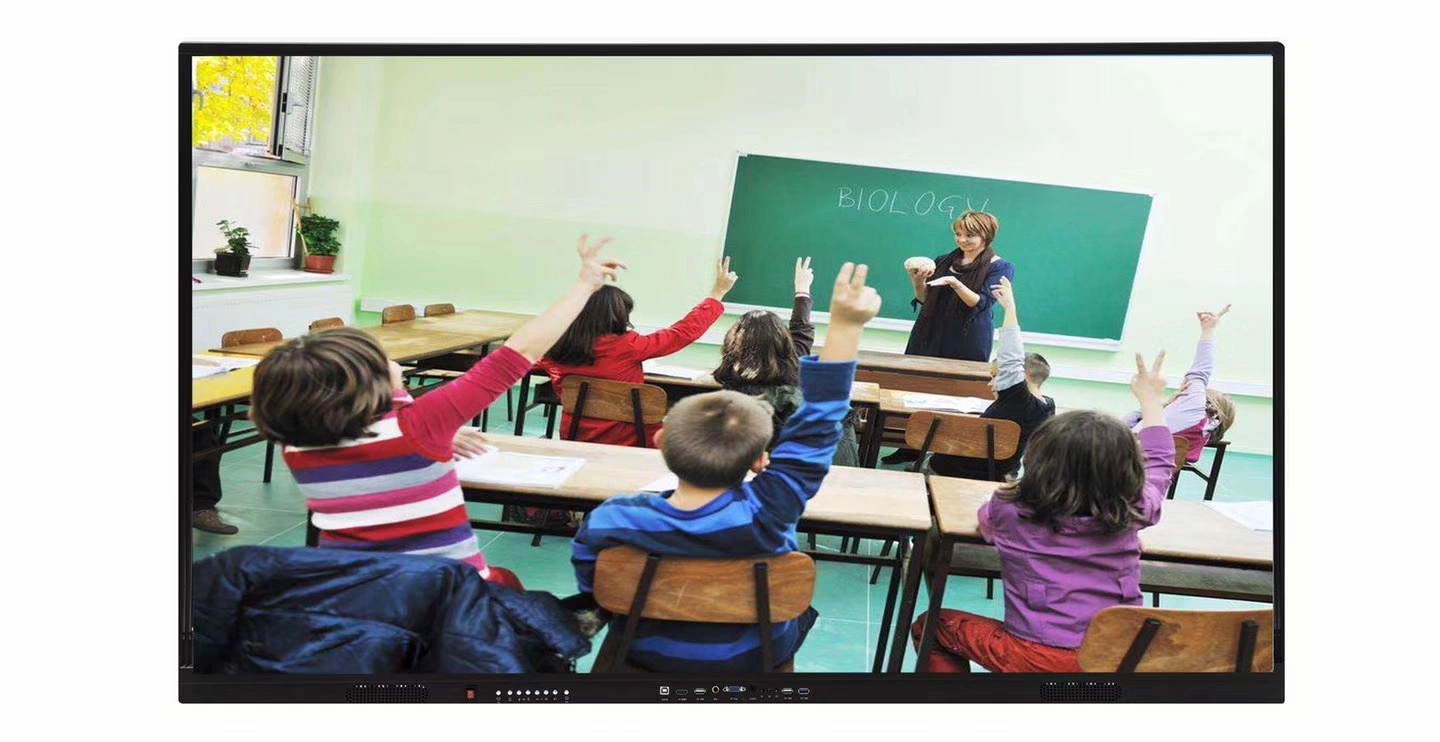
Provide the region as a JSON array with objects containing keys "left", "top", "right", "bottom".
[
  {"left": 904, "top": 256, "right": 935, "bottom": 274},
  {"left": 453, "top": 450, "right": 586, "bottom": 489}
]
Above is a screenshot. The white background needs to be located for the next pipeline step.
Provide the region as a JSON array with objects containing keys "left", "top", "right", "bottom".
[{"left": 7, "top": 0, "right": 1432, "bottom": 737}]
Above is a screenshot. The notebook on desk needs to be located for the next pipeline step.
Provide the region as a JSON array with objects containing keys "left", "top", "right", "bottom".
[
  {"left": 901, "top": 393, "right": 991, "bottom": 414},
  {"left": 453, "top": 448, "right": 586, "bottom": 488},
  {"left": 641, "top": 359, "right": 710, "bottom": 381},
  {"left": 192, "top": 355, "right": 259, "bottom": 380}
]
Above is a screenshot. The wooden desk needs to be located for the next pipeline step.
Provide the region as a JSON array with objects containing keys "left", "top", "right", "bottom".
[
  {"left": 192, "top": 365, "right": 257, "bottom": 410},
  {"left": 213, "top": 325, "right": 487, "bottom": 364},
  {"left": 855, "top": 349, "right": 993, "bottom": 381},
  {"left": 408, "top": 309, "right": 533, "bottom": 339},
  {"left": 915, "top": 476, "right": 1274, "bottom": 669},
  {"left": 453, "top": 434, "right": 931, "bottom": 672}
]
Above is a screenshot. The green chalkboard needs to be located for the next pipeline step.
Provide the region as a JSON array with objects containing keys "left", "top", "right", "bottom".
[{"left": 720, "top": 154, "right": 1153, "bottom": 342}]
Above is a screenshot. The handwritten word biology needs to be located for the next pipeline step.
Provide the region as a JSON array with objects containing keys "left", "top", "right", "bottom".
[{"left": 836, "top": 188, "right": 989, "bottom": 219}]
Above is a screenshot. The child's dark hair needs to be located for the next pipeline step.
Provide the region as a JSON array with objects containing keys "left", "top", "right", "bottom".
[
  {"left": 547, "top": 285, "right": 634, "bottom": 366},
  {"left": 249, "top": 328, "right": 393, "bottom": 447},
  {"left": 1024, "top": 352, "right": 1050, "bottom": 385},
  {"left": 996, "top": 411, "right": 1146, "bottom": 534},
  {"left": 660, "top": 390, "right": 774, "bottom": 489},
  {"left": 713, "top": 310, "right": 799, "bottom": 388}
]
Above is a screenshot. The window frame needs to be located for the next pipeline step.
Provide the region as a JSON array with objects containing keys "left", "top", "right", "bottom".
[{"left": 190, "top": 55, "right": 319, "bottom": 274}]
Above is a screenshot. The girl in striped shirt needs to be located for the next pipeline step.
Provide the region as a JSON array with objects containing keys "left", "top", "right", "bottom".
[{"left": 248, "top": 236, "right": 627, "bottom": 590}]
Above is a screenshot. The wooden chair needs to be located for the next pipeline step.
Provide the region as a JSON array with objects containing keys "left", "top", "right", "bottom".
[
  {"left": 870, "top": 412, "right": 1022, "bottom": 584},
  {"left": 381, "top": 304, "right": 416, "bottom": 324},
  {"left": 514, "top": 378, "right": 667, "bottom": 547},
  {"left": 870, "top": 377, "right": 997, "bottom": 454},
  {"left": 1170, "top": 439, "right": 1232, "bottom": 501},
  {"left": 1077, "top": 606, "right": 1274, "bottom": 672},
  {"left": 423, "top": 303, "right": 455, "bottom": 317},
  {"left": 1166, "top": 435, "right": 1192, "bottom": 499},
  {"left": 560, "top": 377, "right": 668, "bottom": 448},
  {"left": 308, "top": 317, "right": 344, "bottom": 333},
  {"left": 591, "top": 546, "right": 816, "bottom": 673},
  {"left": 219, "top": 328, "right": 282, "bottom": 483},
  {"left": 220, "top": 327, "right": 282, "bottom": 348}
]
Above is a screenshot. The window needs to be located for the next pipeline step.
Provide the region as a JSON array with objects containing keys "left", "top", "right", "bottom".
[{"left": 190, "top": 56, "right": 318, "bottom": 270}]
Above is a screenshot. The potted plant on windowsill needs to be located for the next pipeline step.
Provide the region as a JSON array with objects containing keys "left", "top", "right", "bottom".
[
  {"left": 298, "top": 213, "right": 341, "bottom": 274},
  {"left": 214, "top": 220, "right": 252, "bottom": 277}
]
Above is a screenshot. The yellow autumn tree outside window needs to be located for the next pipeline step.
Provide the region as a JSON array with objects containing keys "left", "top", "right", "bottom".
[{"left": 192, "top": 56, "right": 278, "bottom": 152}]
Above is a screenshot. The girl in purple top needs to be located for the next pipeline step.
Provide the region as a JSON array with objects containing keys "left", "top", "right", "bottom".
[{"left": 911, "top": 352, "right": 1178, "bottom": 672}]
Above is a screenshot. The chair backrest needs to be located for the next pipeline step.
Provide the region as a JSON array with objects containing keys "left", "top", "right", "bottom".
[
  {"left": 560, "top": 376, "right": 668, "bottom": 446},
  {"left": 593, "top": 546, "right": 816, "bottom": 623},
  {"left": 220, "top": 327, "right": 282, "bottom": 348},
  {"left": 423, "top": 303, "right": 456, "bottom": 317},
  {"left": 857, "top": 370, "right": 997, "bottom": 400},
  {"left": 1172, "top": 435, "right": 1192, "bottom": 469},
  {"left": 381, "top": 305, "right": 416, "bottom": 324},
  {"left": 1077, "top": 606, "right": 1275, "bottom": 672},
  {"left": 308, "top": 317, "right": 345, "bottom": 333},
  {"left": 905, "top": 411, "right": 1022, "bottom": 461}
]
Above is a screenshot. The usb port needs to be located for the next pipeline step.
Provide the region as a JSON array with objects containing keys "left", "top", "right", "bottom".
[
  {"left": 797, "top": 688, "right": 810, "bottom": 696},
  {"left": 781, "top": 688, "right": 793, "bottom": 694},
  {"left": 694, "top": 688, "right": 706, "bottom": 695}
]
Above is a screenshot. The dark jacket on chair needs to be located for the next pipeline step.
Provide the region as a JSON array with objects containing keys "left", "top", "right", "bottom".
[{"left": 192, "top": 546, "right": 590, "bottom": 674}]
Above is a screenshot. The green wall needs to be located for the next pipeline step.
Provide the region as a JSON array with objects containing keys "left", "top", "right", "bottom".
[{"left": 309, "top": 56, "right": 1274, "bottom": 454}]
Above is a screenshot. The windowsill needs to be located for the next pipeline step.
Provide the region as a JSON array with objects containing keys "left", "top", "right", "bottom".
[{"left": 191, "top": 270, "right": 350, "bottom": 292}]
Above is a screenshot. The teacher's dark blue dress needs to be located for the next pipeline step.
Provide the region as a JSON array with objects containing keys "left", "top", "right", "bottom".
[{"left": 904, "top": 255, "right": 1015, "bottom": 362}]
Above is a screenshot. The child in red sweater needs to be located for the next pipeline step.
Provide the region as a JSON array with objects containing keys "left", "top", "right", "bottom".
[{"left": 536, "top": 258, "right": 739, "bottom": 447}]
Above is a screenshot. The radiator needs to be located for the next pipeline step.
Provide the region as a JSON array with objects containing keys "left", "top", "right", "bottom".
[{"left": 192, "top": 283, "right": 354, "bottom": 353}]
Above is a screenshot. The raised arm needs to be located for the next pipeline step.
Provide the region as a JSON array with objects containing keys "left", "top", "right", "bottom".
[
  {"left": 1131, "top": 351, "right": 1177, "bottom": 527},
  {"left": 746, "top": 263, "right": 880, "bottom": 528},
  {"left": 1163, "top": 306, "right": 1227, "bottom": 432},
  {"left": 623, "top": 257, "right": 734, "bottom": 361},
  {"left": 789, "top": 257, "right": 815, "bottom": 358},
  {"left": 402, "top": 236, "right": 627, "bottom": 454},
  {"left": 990, "top": 276, "right": 1025, "bottom": 392}
]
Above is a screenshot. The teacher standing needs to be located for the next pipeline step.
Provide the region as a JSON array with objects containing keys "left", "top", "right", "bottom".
[{"left": 904, "top": 210, "right": 1016, "bottom": 362}]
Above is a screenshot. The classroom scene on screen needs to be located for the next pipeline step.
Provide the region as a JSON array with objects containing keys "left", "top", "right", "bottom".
[{"left": 188, "top": 54, "right": 1274, "bottom": 675}]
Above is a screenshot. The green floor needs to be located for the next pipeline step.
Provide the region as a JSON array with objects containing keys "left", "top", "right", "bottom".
[{"left": 193, "top": 389, "right": 1275, "bottom": 673}]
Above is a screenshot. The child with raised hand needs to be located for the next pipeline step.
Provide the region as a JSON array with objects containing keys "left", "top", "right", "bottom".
[
  {"left": 249, "top": 235, "right": 627, "bottom": 590},
  {"left": 713, "top": 256, "right": 861, "bottom": 466},
  {"left": 570, "top": 262, "right": 882, "bottom": 673},
  {"left": 910, "top": 351, "right": 1177, "bottom": 673},
  {"left": 1121, "top": 305, "right": 1236, "bottom": 461},
  {"left": 928, "top": 276, "right": 1055, "bottom": 481},
  {"left": 538, "top": 257, "right": 739, "bottom": 447}
]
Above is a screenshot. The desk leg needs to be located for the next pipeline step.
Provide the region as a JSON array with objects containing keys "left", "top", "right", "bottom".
[
  {"left": 887, "top": 529, "right": 929, "bottom": 672},
  {"left": 514, "top": 374, "right": 532, "bottom": 437},
  {"left": 913, "top": 535, "right": 954, "bottom": 673},
  {"left": 863, "top": 408, "right": 887, "bottom": 468},
  {"left": 871, "top": 534, "right": 907, "bottom": 673}
]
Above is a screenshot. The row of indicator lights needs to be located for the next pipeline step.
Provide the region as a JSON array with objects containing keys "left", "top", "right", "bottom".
[{"left": 465, "top": 689, "right": 571, "bottom": 699}]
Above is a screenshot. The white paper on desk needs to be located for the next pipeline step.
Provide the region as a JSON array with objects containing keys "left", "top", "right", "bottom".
[
  {"left": 641, "top": 359, "right": 708, "bottom": 381},
  {"left": 902, "top": 393, "right": 990, "bottom": 414},
  {"left": 640, "top": 471, "right": 756, "bottom": 492},
  {"left": 453, "top": 451, "right": 586, "bottom": 488},
  {"left": 1205, "top": 501, "right": 1274, "bottom": 531},
  {"left": 192, "top": 355, "right": 259, "bottom": 379}
]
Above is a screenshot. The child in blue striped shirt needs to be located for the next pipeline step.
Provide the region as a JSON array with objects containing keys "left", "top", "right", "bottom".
[{"left": 570, "top": 262, "right": 882, "bottom": 673}]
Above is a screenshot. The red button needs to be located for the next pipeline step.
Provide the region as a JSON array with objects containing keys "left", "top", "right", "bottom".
[{"left": 465, "top": 689, "right": 476, "bottom": 699}]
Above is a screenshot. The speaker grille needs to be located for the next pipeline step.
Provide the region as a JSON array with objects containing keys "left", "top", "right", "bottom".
[
  {"left": 1040, "top": 681, "right": 1122, "bottom": 703},
  {"left": 345, "top": 684, "right": 429, "bottom": 703}
]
